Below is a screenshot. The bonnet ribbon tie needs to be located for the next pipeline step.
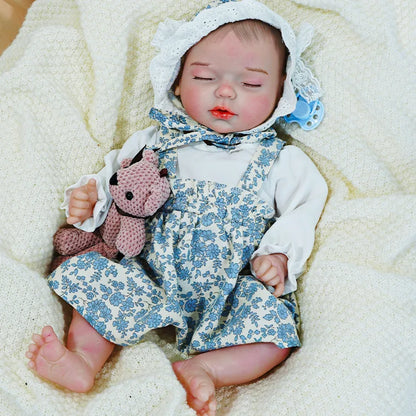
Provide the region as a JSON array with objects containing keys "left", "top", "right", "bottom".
[{"left": 149, "top": 107, "right": 278, "bottom": 151}]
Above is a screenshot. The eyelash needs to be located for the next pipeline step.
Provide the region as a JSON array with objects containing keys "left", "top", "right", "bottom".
[{"left": 193, "top": 77, "right": 262, "bottom": 89}]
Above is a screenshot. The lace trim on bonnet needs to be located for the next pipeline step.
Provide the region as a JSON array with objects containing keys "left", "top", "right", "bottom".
[{"left": 150, "top": 0, "right": 322, "bottom": 133}]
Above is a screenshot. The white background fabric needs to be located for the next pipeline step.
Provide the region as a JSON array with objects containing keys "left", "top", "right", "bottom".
[{"left": 0, "top": 0, "right": 415, "bottom": 415}]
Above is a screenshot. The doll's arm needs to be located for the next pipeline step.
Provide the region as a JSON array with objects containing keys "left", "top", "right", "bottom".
[
  {"left": 251, "top": 253, "right": 288, "bottom": 297},
  {"left": 251, "top": 145, "right": 328, "bottom": 295},
  {"left": 62, "top": 174, "right": 110, "bottom": 232},
  {"left": 62, "top": 127, "right": 159, "bottom": 232},
  {"left": 67, "top": 179, "right": 98, "bottom": 225}
]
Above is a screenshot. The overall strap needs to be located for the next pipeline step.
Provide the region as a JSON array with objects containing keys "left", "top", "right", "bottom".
[
  {"left": 149, "top": 106, "right": 282, "bottom": 178},
  {"left": 149, "top": 133, "right": 181, "bottom": 177},
  {"left": 238, "top": 137, "right": 285, "bottom": 194},
  {"left": 155, "top": 147, "right": 178, "bottom": 177}
]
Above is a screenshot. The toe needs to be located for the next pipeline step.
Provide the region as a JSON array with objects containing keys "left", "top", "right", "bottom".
[
  {"left": 41, "top": 326, "right": 56, "bottom": 340},
  {"left": 189, "top": 378, "right": 213, "bottom": 403},
  {"left": 32, "top": 334, "right": 43, "bottom": 345},
  {"left": 172, "top": 359, "right": 216, "bottom": 415},
  {"left": 208, "top": 398, "right": 217, "bottom": 414},
  {"left": 201, "top": 396, "right": 216, "bottom": 416},
  {"left": 187, "top": 394, "right": 206, "bottom": 415},
  {"left": 28, "top": 343, "right": 38, "bottom": 354},
  {"left": 188, "top": 380, "right": 216, "bottom": 416}
]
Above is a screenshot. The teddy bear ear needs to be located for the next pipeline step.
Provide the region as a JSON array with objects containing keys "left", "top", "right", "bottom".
[
  {"left": 128, "top": 147, "right": 158, "bottom": 167},
  {"left": 130, "top": 147, "right": 146, "bottom": 165},
  {"left": 142, "top": 149, "right": 158, "bottom": 164},
  {"left": 120, "top": 158, "right": 133, "bottom": 168}
]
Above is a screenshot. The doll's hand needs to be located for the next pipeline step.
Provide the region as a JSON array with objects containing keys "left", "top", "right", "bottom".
[
  {"left": 252, "top": 253, "right": 288, "bottom": 297},
  {"left": 67, "top": 179, "right": 98, "bottom": 225}
]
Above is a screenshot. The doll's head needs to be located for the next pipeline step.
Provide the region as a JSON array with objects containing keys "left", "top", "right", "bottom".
[
  {"left": 150, "top": 0, "right": 323, "bottom": 132},
  {"left": 173, "top": 20, "right": 289, "bottom": 133}
]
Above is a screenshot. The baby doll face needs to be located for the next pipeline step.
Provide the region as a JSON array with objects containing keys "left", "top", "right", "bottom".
[{"left": 175, "top": 23, "right": 287, "bottom": 134}]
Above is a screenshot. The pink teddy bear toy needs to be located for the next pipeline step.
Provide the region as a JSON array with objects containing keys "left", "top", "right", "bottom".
[{"left": 52, "top": 149, "right": 170, "bottom": 269}]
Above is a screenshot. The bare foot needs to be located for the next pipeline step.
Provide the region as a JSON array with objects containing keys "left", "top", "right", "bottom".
[
  {"left": 172, "top": 359, "right": 217, "bottom": 416},
  {"left": 26, "top": 326, "right": 95, "bottom": 393}
]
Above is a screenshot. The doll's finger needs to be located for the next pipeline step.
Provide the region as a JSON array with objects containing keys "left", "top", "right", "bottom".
[
  {"left": 273, "top": 282, "right": 284, "bottom": 297},
  {"left": 67, "top": 211, "right": 90, "bottom": 224},
  {"left": 67, "top": 216, "right": 80, "bottom": 225},
  {"left": 71, "top": 191, "right": 90, "bottom": 202},
  {"left": 86, "top": 178, "right": 96, "bottom": 188},
  {"left": 259, "top": 268, "right": 280, "bottom": 285},
  {"left": 268, "top": 278, "right": 283, "bottom": 289},
  {"left": 67, "top": 215, "right": 88, "bottom": 225},
  {"left": 70, "top": 199, "right": 92, "bottom": 210},
  {"left": 68, "top": 206, "right": 89, "bottom": 218},
  {"left": 86, "top": 179, "right": 98, "bottom": 199},
  {"left": 71, "top": 180, "right": 97, "bottom": 202},
  {"left": 253, "top": 258, "right": 271, "bottom": 277}
]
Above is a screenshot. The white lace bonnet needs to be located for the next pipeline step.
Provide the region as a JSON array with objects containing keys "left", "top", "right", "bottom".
[{"left": 150, "top": 0, "right": 322, "bottom": 131}]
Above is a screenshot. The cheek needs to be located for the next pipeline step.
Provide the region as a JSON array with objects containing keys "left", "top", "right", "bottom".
[
  {"left": 179, "top": 84, "right": 205, "bottom": 120},
  {"left": 242, "top": 94, "right": 276, "bottom": 126}
]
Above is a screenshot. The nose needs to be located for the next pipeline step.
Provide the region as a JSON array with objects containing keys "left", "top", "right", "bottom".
[{"left": 215, "top": 82, "right": 236, "bottom": 99}]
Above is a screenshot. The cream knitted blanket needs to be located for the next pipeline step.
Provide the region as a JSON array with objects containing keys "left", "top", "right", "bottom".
[{"left": 0, "top": 0, "right": 415, "bottom": 415}]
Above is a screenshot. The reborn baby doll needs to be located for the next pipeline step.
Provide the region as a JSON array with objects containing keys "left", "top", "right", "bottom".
[{"left": 27, "top": 1, "right": 328, "bottom": 415}]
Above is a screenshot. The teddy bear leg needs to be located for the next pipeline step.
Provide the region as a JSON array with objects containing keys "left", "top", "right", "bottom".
[
  {"left": 53, "top": 228, "right": 103, "bottom": 256},
  {"left": 49, "top": 254, "right": 73, "bottom": 272},
  {"left": 81, "top": 242, "right": 119, "bottom": 260},
  {"left": 49, "top": 243, "right": 119, "bottom": 273}
]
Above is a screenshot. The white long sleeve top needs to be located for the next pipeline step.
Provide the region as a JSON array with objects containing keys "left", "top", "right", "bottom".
[{"left": 63, "top": 126, "right": 328, "bottom": 295}]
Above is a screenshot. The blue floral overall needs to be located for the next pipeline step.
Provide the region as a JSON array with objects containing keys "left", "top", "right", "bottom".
[{"left": 49, "top": 124, "right": 301, "bottom": 355}]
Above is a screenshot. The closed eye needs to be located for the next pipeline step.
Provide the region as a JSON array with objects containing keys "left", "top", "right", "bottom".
[
  {"left": 193, "top": 76, "right": 213, "bottom": 81},
  {"left": 243, "top": 83, "right": 262, "bottom": 88}
]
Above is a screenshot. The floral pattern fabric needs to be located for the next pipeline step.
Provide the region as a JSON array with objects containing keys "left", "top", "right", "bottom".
[
  {"left": 149, "top": 102, "right": 280, "bottom": 150},
  {"left": 49, "top": 125, "right": 300, "bottom": 354}
]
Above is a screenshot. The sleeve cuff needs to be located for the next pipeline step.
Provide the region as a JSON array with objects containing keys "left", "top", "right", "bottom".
[
  {"left": 250, "top": 244, "right": 304, "bottom": 295},
  {"left": 61, "top": 174, "right": 112, "bottom": 232}
]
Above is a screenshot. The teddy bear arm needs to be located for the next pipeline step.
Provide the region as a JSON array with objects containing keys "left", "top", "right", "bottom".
[
  {"left": 100, "top": 202, "right": 121, "bottom": 249},
  {"left": 116, "top": 216, "right": 146, "bottom": 258},
  {"left": 143, "top": 178, "right": 171, "bottom": 216}
]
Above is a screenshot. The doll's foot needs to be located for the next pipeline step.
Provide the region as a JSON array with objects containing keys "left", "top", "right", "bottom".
[
  {"left": 172, "top": 359, "right": 217, "bottom": 416},
  {"left": 26, "top": 326, "right": 95, "bottom": 393}
]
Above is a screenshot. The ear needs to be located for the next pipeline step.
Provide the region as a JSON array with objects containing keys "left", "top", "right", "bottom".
[
  {"left": 142, "top": 149, "right": 158, "bottom": 165},
  {"left": 174, "top": 84, "right": 181, "bottom": 96},
  {"left": 130, "top": 147, "right": 146, "bottom": 165},
  {"left": 120, "top": 158, "right": 132, "bottom": 168}
]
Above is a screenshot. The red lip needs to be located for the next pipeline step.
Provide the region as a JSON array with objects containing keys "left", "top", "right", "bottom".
[{"left": 210, "top": 106, "right": 236, "bottom": 120}]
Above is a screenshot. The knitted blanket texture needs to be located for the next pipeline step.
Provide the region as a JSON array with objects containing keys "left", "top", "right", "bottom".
[{"left": 0, "top": 0, "right": 415, "bottom": 415}]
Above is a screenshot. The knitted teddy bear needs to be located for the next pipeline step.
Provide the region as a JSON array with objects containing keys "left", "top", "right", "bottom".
[{"left": 51, "top": 148, "right": 170, "bottom": 269}]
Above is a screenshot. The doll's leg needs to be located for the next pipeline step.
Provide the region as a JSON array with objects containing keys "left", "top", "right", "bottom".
[
  {"left": 172, "top": 343, "right": 290, "bottom": 416},
  {"left": 26, "top": 309, "right": 114, "bottom": 392}
]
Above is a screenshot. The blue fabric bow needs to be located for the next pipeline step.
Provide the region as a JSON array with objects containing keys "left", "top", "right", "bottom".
[{"left": 149, "top": 107, "right": 278, "bottom": 150}]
